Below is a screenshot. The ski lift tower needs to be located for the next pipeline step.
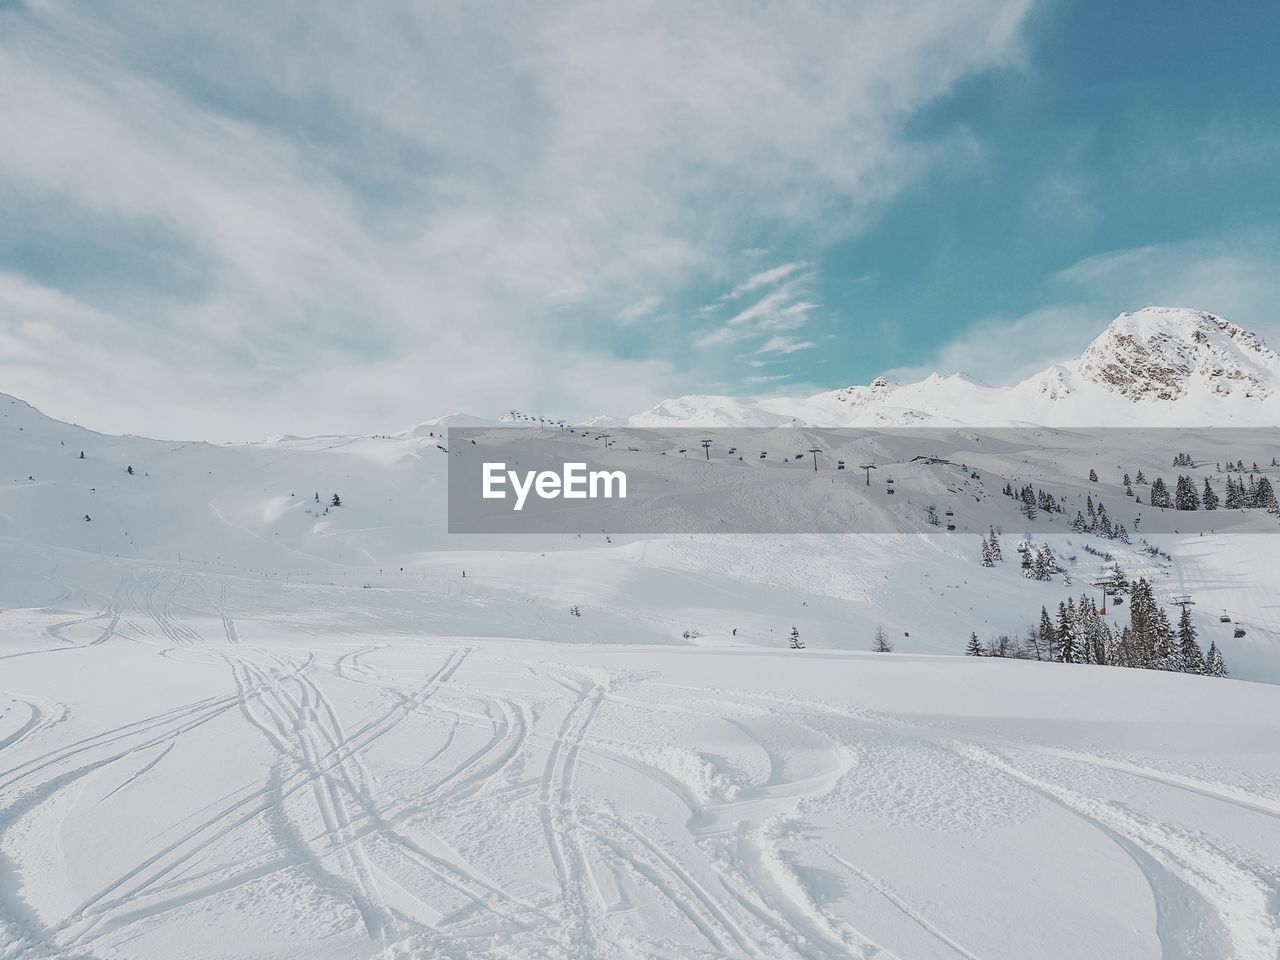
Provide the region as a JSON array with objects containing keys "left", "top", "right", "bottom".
[
  {"left": 809, "top": 447, "right": 822, "bottom": 471},
  {"left": 1091, "top": 577, "right": 1114, "bottom": 615},
  {"left": 701, "top": 439, "right": 713, "bottom": 461},
  {"left": 859, "top": 463, "right": 877, "bottom": 486},
  {"left": 600, "top": 433, "right": 611, "bottom": 449}
]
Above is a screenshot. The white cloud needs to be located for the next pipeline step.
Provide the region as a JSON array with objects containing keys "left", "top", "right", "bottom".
[
  {"left": 615, "top": 295, "right": 663, "bottom": 324},
  {"left": 695, "top": 270, "right": 820, "bottom": 349},
  {"left": 882, "top": 304, "right": 1097, "bottom": 385},
  {"left": 757, "top": 336, "right": 816, "bottom": 355},
  {"left": 0, "top": 0, "right": 1032, "bottom": 438},
  {"left": 723, "top": 261, "right": 807, "bottom": 300}
]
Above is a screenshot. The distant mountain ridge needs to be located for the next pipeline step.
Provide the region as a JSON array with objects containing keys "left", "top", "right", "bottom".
[{"left": 602, "top": 308, "right": 1280, "bottom": 428}]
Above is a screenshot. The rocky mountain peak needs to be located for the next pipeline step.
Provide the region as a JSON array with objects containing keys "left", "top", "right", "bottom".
[{"left": 1072, "top": 307, "right": 1279, "bottom": 402}]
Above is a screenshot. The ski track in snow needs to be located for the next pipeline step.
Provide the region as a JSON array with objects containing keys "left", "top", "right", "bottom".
[{"left": 0, "top": 568, "right": 1278, "bottom": 959}]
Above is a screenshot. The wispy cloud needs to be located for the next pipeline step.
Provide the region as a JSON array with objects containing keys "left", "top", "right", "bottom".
[
  {"left": 615, "top": 295, "right": 662, "bottom": 324},
  {"left": 694, "top": 265, "right": 820, "bottom": 349},
  {"left": 757, "top": 336, "right": 816, "bottom": 355},
  {"left": 723, "top": 261, "right": 807, "bottom": 300}
]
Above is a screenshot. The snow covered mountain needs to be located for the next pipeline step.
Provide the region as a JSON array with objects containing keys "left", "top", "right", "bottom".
[{"left": 614, "top": 308, "right": 1280, "bottom": 428}]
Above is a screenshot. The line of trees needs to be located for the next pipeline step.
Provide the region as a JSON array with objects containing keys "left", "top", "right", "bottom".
[
  {"left": 1069, "top": 495, "right": 1131, "bottom": 542},
  {"left": 1019, "top": 541, "right": 1063, "bottom": 582},
  {"left": 1003, "top": 483, "right": 1063, "bottom": 519},
  {"left": 1142, "top": 474, "right": 1274, "bottom": 512},
  {"left": 965, "top": 577, "right": 1228, "bottom": 677}
]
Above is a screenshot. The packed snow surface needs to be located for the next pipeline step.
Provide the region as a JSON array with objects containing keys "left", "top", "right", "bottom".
[{"left": 2, "top": 565, "right": 1279, "bottom": 960}]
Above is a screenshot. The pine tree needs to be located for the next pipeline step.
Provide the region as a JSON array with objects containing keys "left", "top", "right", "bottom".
[
  {"left": 789, "top": 626, "right": 804, "bottom": 650},
  {"left": 1095, "top": 503, "right": 1113, "bottom": 538},
  {"left": 966, "top": 632, "right": 983, "bottom": 656},
  {"left": 1077, "top": 595, "right": 1111, "bottom": 665},
  {"left": 1205, "top": 641, "right": 1228, "bottom": 677},
  {"left": 872, "top": 626, "right": 893, "bottom": 653},
  {"left": 1036, "top": 607, "right": 1056, "bottom": 662},
  {"left": 1174, "top": 475, "right": 1199, "bottom": 510},
  {"left": 1128, "top": 578, "right": 1157, "bottom": 668},
  {"left": 1033, "top": 544, "right": 1056, "bottom": 581},
  {"left": 1202, "top": 477, "right": 1219, "bottom": 511},
  {"left": 1149, "top": 477, "right": 1171, "bottom": 508},
  {"left": 331, "top": 493, "right": 342, "bottom": 507},
  {"left": 1176, "top": 606, "right": 1204, "bottom": 674},
  {"left": 1122, "top": 472, "right": 1132, "bottom": 486},
  {"left": 1073, "top": 597, "right": 1093, "bottom": 664},
  {"left": 987, "top": 528, "right": 1003, "bottom": 562},
  {"left": 1089, "top": 468, "right": 1098, "bottom": 482},
  {"left": 1095, "top": 620, "right": 1113, "bottom": 666},
  {"left": 980, "top": 537, "right": 995, "bottom": 567},
  {"left": 1135, "top": 469, "right": 1147, "bottom": 484},
  {"left": 1255, "top": 477, "right": 1276, "bottom": 511},
  {"left": 1225, "top": 475, "right": 1241, "bottom": 508},
  {"left": 1113, "top": 625, "right": 1136, "bottom": 668},
  {"left": 1057, "top": 600, "right": 1076, "bottom": 663},
  {"left": 1151, "top": 607, "right": 1176, "bottom": 670}
]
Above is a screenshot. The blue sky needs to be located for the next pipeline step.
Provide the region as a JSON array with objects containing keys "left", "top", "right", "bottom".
[{"left": 1, "top": 1, "right": 1278, "bottom": 439}]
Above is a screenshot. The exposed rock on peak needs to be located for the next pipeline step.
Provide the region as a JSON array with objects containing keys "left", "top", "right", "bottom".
[{"left": 1071, "top": 308, "right": 1279, "bottom": 402}]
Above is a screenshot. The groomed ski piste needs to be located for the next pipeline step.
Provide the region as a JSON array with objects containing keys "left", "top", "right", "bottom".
[{"left": 3, "top": 309, "right": 1280, "bottom": 959}]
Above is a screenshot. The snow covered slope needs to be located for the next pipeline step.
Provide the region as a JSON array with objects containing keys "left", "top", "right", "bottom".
[
  {"left": 616, "top": 308, "right": 1280, "bottom": 427},
  {"left": 3, "top": 306, "right": 1280, "bottom": 959},
  {"left": 4, "top": 316, "right": 1280, "bottom": 681}
]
